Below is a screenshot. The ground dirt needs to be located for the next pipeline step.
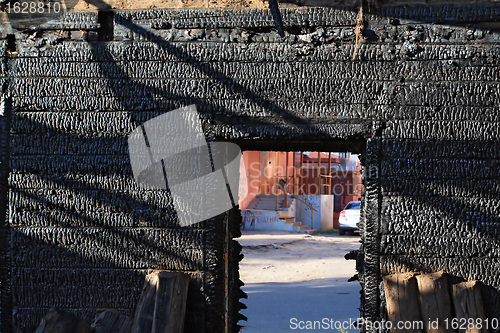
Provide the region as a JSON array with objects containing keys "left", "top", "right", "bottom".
[
  {"left": 238, "top": 231, "right": 360, "bottom": 284},
  {"left": 238, "top": 231, "right": 362, "bottom": 333}
]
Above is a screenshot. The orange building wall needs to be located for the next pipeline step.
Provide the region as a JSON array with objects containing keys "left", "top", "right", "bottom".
[
  {"left": 238, "top": 151, "right": 261, "bottom": 208},
  {"left": 239, "top": 151, "right": 362, "bottom": 216}
]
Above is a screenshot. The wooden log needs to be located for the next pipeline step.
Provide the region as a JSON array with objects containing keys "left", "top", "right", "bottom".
[
  {"left": 92, "top": 311, "right": 132, "bottom": 333},
  {"left": 131, "top": 273, "right": 159, "bottom": 333},
  {"left": 383, "top": 272, "right": 424, "bottom": 333},
  {"left": 152, "top": 271, "right": 190, "bottom": 333},
  {"left": 451, "top": 281, "right": 488, "bottom": 333},
  {"left": 416, "top": 271, "right": 455, "bottom": 333},
  {"left": 35, "top": 309, "right": 92, "bottom": 333},
  {"left": 131, "top": 271, "right": 190, "bottom": 333}
]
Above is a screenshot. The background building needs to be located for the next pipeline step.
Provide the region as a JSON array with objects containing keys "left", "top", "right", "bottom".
[{"left": 239, "top": 151, "right": 362, "bottom": 231}]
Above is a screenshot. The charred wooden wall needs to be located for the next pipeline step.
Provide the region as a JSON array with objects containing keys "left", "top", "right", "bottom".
[{"left": 0, "top": 3, "right": 499, "bottom": 332}]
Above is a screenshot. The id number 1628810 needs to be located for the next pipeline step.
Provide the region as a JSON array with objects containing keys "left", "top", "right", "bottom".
[{"left": 5, "top": 1, "right": 62, "bottom": 14}]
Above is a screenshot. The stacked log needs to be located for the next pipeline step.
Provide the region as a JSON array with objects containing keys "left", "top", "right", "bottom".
[
  {"left": 384, "top": 271, "right": 488, "bottom": 333},
  {"left": 36, "top": 271, "right": 190, "bottom": 333}
]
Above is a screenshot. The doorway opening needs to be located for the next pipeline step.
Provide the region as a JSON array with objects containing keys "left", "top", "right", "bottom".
[{"left": 236, "top": 150, "right": 364, "bottom": 333}]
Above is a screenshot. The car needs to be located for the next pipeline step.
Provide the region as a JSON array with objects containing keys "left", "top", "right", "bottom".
[{"left": 339, "top": 201, "right": 361, "bottom": 235}]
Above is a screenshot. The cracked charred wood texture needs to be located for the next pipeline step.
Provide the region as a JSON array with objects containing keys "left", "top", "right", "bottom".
[
  {"left": 92, "top": 311, "right": 133, "bottom": 333},
  {"left": 0, "top": 3, "right": 500, "bottom": 333}
]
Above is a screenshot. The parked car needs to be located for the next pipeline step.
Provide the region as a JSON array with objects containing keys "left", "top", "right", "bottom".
[{"left": 339, "top": 201, "right": 361, "bottom": 235}]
